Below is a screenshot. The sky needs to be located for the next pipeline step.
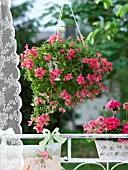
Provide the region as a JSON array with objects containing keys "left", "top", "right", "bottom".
[
  {"left": 12, "top": 0, "right": 63, "bottom": 18},
  {"left": 12, "top": 0, "right": 64, "bottom": 31}
]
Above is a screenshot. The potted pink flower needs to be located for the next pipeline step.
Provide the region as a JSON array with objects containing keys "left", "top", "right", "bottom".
[
  {"left": 20, "top": 33, "right": 112, "bottom": 133},
  {"left": 83, "top": 99, "right": 128, "bottom": 160}
]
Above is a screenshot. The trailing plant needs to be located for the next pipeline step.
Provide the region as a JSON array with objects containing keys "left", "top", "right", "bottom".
[{"left": 20, "top": 33, "right": 112, "bottom": 133}]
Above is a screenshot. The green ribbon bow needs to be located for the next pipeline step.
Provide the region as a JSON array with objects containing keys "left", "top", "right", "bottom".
[{"left": 39, "top": 128, "right": 67, "bottom": 149}]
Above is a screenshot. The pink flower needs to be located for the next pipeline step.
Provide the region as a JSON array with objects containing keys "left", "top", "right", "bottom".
[
  {"left": 70, "top": 42, "right": 75, "bottom": 46},
  {"left": 118, "top": 138, "right": 128, "bottom": 144},
  {"left": 52, "top": 105, "right": 56, "bottom": 109},
  {"left": 25, "top": 44, "right": 28, "bottom": 49},
  {"left": 80, "top": 97, "right": 84, "bottom": 102},
  {"left": 31, "top": 46, "right": 38, "bottom": 58},
  {"left": 100, "top": 58, "right": 112, "bottom": 73},
  {"left": 44, "top": 114, "right": 50, "bottom": 121},
  {"left": 33, "top": 114, "right": 50, "bottom": 133},
  {"left": 123, "top": 103, "right": 128, "bottom": 110},
  {"left": 122, "top": 123, "right": 128, "bottom": 134},
  {"left": 77, "top": 36, "right": 80, "bottom": 41},
  {"left": 64, "top": 73, "right": 72, "bottom": 81},
  {"left": 68, "top": 48, "right": 76, "bottom": 56},
  {"left": 82, "top": 56, "right": 112, "bottom": 77},
  {"left": 56, "top": 33, "right": 63, "bottom": 41},
  {"left": 97, "top": 116, "right": 105, "bottom": 124},
  {"left": 47, "top": 33, "right": 62, "bottom": 44},
  {"left": 34, "top": 97, "right": 45, "bottom": 105},
  {"left": 80, "top": 89, "right": 87, "bottom": 98},
  {"left": 50, "top": 68, "right": 63, "bottom": 80},
  {"left": 28, "top": 121, "right": 33, "bottom": 126},
  {"left": 40, "top": 150, "right": 49, "bottom": 160},
  {"left": 32, "top": 117, "right": 38, "bottom": 122},
  {"left": 60, "top": 49, "right": 65, "bottom": 53},
  {"left": 48, "top": 35, "right": 56, "bottom": 44},
  {"left": 96, "top": 52, "right": 102, "bottom": 57},
  {"left": 106, "top": 100, "right": 121, "bottom": 112},
  {"left": 35, "top": 97, "right": 41, "bottom": 105},
  {"left": 77, "top": 48, "right": 81, "bottom": 52},
  {"left": 40, "top": 100, "right": 46, "bottom": 104},
  {"left": 83, "top": 116, "right": 105, "bottom": 134},
  {"left": 64, "top": 93, "right": 72, "bottom": 102},
  {"left": 77, "top": 74, "right": 85, "bottom": 85},
  {"left": 66, "top": 55, "right": 73, "bottom": 60},
  {"left": 21, "top": 58, "right": 34, "bottom": 70},
  {"left": 34, "top": 67, "right": 46, "bottom": 79},
  {"left": 83, "top": 58, "right": 100, "bottom": 70},
  {"left": 37, "top": 114, "right": 50, "bottom": 124},
  {"left": 59, "top": 90, "right": 67, "bottom": 98},
  {"left": 41, "top": 93, "right": 47, "bottom": 97},
  {"left": 24, "top": 44, "right": 38, "bottom": 58},
  {"left": 59, "top": 90, "right": 72, "bottom": 106},
  {"left": 66, "top": 48, "right": 76, "bottom": 60},
  {"left": 44, "top": 54, "right": 52, "bottom": 61},
  {"left": 33, "top": 124, "right": 43, "bottom": 133},
  {"left": 50, "top": 81, "right": 55, "bottom": 86},
  {"left": 59, "top": 107, "right": 66, "bottom": 113},
  {"left": 104, "top": 117, "right": 120, "bottom": 131}
]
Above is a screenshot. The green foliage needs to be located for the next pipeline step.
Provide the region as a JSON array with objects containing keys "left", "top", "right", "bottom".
[
  {"left": 116, "top": 4, "right": 128, "bottom": 18},
  {"left": 11, "top": 1, "right": 34, "bottom": 20},
  {"left": 13, "top": 0, "right": 128, "bottom": 133},
  {"left": 11, "top": 1, "right": 42, "bottom": 54},
  {"left": 12, "top": 1, "right": 78, "bottom": 133},
  {"left": 20, "top": 33, "right": 112, "bottom": 132},
  {"left": 95, "top": 0, "right": 114, "bottom": 9},
  {"left": 86, "top": 20, "right": 119, "bottom": 44},
  {"left": 40, "top": 159, "right": 44, "bottom": 164}
]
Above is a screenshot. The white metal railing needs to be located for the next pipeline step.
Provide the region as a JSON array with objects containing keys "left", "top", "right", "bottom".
[
  {"left": 20, "top": 134, "right": 128, "bottom": 170},
  {"left": 1, "top": 134, "right": 128, "bottom": 170}
]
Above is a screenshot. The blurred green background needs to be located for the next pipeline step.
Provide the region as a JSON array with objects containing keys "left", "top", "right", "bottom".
[
  {"left": 11, "top": 0, "right": 128, "bottom": 134},
  {"left": 11, "top": 0, "right": 128, "bottom": 169}
]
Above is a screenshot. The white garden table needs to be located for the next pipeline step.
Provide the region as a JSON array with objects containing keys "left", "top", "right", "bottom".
[{"left": 18, "top": 134, "right": 128, "bottom": 170}]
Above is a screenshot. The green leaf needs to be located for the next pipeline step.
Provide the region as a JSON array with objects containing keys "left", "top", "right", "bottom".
[
  {"left": 95, "top": 0, "right": 102, "bottom": 4},
  {"left": 48, "top": 155, "right": 52, "bottom": 160},
  {"left": 116, "top": 4, "right": 128, "bottom": 18},
  {"left": 41, "top": 159, "right": 45, "bottom": 164},
  {"left": 90, "top": 35, "right": 95, "bottom": 45},
  {"left": 103, "top": 2, "right": 108, "bottom": 9},
  {"left": 37, "top": 153, "right": 42, "bottom": 158},
  {"left": 103, "top": 0, "right": 113, "bottom": 9},
  {"left": 86, "top": 32, "right": 93, "bottom": 41},
  {"left": 92, "top": 21, "right": 100, "bottom": 25},
  {"left": 107, "top": 35, "right": 111, "bottom": 40},
  {"left": 93, "top": 28, "right": 100, "bottom": 35},
  {"left": 86, "top": 32, "right": 95, "bottom": 44},
  {"left": 119, "top": 7, "right": 125, "bottom": 18},
  {"left": 116, "top": 6, "right": 125, "bottom": 18},
  {"left": 116, "top": 6, "right": 123, "bottom": 17}
]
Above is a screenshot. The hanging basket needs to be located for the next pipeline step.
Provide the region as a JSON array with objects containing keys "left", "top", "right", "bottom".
[
  {"left": 95, "top": 139, "right": 128, "bottom": 160},
  {"left": 20, "top": 2, "right": 112, "bottom": 133},
  {"left": 23, "top": 143, "right": 62, "bottom": 170}
]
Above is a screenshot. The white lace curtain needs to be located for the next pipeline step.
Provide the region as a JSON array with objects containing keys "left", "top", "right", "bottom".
[{"left": 0, "top": 0, "right": 23, "bottom": 169}]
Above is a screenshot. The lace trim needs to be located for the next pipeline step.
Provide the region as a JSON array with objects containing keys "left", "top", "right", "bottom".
[{"left": 0, "top": 0, "right": 23, "bottom": 169}]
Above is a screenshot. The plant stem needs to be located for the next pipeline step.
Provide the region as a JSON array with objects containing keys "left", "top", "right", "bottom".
[{"left": 113, "top": 111, "right": 115, "bottom": 117}]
